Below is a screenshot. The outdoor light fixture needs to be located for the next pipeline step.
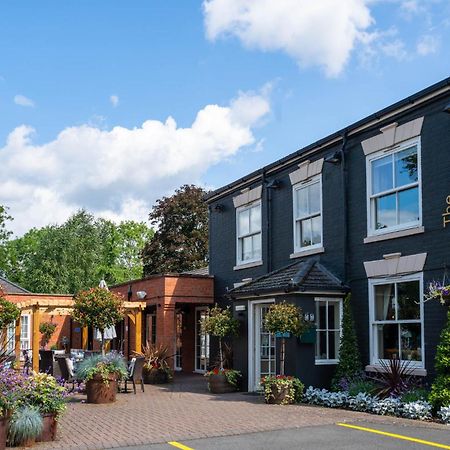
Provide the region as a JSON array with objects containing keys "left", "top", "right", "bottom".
[
  {"left": 136, "top": 291, "right": 147, "bottom": 300},
  {"left": 127, "top": 285, "right": 132, "bottom": 301},
  {"left": 444, "top": 103, "right": 450, "bottom": 114},
  {"left": 324, "top": 151, "right": 342, "bottom": 165},
  {"left": 304, "top": 312, "right": 315, "bottom": 322},
  {"left": 266, "top": 179, "right": 281, "bottom": 189}
]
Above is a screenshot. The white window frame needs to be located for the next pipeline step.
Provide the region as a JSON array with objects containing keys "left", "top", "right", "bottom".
[
  {"left": 368, "top": 272, "right": 425, "bottom": 369},
  {"left": 194, "top": 306, "right": 210, "bottom": 374},
  {"left": 236, "top": 200, "right": 262, "bottom": 266},
  {"left": 315, "top": 298, "right": 343, "bottom": 365},
  {"left": 366, "top": 137, "right": 422, "bottom": 237},
  {"left": 20, "top": 314, "right": 31, "bottom": 351},
  {"left": 292, "top": 175, "right": 323, "bottom": 254},
  {"left": 6, "top": 322, "right": 15, "bottom": 354}
]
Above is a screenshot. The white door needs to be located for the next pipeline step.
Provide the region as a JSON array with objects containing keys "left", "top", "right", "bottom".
[
  {"left": 252, "top": 303, "right": 276, "bottom": 391},
  {"left": 195, "top": 307, "right": 210, "bottom": 373},
  {"left": 174, "top": 312, "right": 182, "bottom": 371}
]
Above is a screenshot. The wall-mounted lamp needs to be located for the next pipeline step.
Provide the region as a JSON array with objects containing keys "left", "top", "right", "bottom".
[
  {"left": 444, "top": 103, "right": 450, "bottom": 114},
  {"left": 304, "top": 312, "right": 315, "bottom": 323},
  {"left": 127, "top": 285, "right": 133, "bottom": 301},
  {"left": 266, "top": 179, "right": 281, "bottom": 189},
  {"left": 214, "top": 203, "right": 225, "bottom": 213},
  {"left": 324, "top": 151, "right": 342, "bottom": 165},
  {"left": 136, "top": 291, "right": 147, "bottom": 300}
]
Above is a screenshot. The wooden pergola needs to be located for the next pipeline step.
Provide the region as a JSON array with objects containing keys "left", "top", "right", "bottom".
[{"left": 13, "top": 298, "right": 146, "bottom": 372}]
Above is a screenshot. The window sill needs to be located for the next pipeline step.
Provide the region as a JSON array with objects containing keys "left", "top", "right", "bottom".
[
  {"left": 233, "top": 260, "right": 263, "bottom": 271},
  {"left": 365, "top": 364, "right": 426, "bottom": 376},
  {"left": 315, "top": 359, "right": 338, "bottom": 365},
  {"left": 364, "top": 226, "right": 424, "bottom": 244},
  {"left": 290, "top": 246, "right": 324, "bottom": 259}
]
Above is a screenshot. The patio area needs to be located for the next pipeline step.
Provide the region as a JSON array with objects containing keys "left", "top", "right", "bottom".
[{"left": 37, "top": 374, "right": 450, "bottom": 450}]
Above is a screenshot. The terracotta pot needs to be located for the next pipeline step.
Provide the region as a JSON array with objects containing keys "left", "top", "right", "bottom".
[
  {"left": 86, "top": 374, "right": 118, "bottom": 404},
  {"left": 20, "top": 438, "right": 36, "bottom": 448},
  {"left": 207, "top": 373, "right": 236, "bottom": 394},
  {"left": 0, "top": 417, "right": 8, "bottom": 450},
  {"left": 265, "top": 384, "right": 292, "bottom": 405},
  {"left": 143, "top": 368, "right": 169, "bottom": 384},
  {"left": 37, "top": 414, "right": 57, "bottom": 442}
]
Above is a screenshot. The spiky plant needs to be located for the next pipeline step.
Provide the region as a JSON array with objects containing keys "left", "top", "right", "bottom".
[{"left": 8, "top": 406, "right": 43, "bottom": 446}]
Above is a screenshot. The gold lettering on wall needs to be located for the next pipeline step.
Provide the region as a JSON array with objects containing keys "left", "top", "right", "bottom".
[{"left": 443, "top": 196, "right": 450, "bottom": 228}]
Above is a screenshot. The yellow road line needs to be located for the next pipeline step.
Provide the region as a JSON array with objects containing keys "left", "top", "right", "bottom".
[
  {"left": 168, "top": 441, "right": 195, "bottom": 450},
  {"left": 337, "top": 423, "right": 450, "bottom": 449}
]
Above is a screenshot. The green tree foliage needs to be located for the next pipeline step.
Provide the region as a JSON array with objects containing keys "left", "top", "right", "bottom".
[
  {"left": 264, "top": 301, "right": 308, "bottom": 376},
  {"left": 142, "top": 184, "right": 209, "bottom": 275},
  {"left": 0, "top": 205, "right": 13, "bottom": 270},
  {"left": 72, "top": 287, "right": 124, "bottom": 355},
  {"left": 331, "top": 294, "right": 362, "bottom": 390},
  {"left": 0, "top": 210, "right": 153, "bottom": 294},
  {"left": 429, "top": 308, "right": 450, "bottom": 409},
  {"left": 0, "top": 296, "right": 20, "bottom": 329},
  {"left": 201, "top": 306, "right": 239, "bottom": 370}
]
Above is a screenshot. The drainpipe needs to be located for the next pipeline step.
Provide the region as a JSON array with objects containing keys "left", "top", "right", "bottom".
[
  {"left": 341, "top": 132, "right": 349, "bottom": 283},
  {"left": 262, "top": 170, "right": 271, "bottom": 273}
]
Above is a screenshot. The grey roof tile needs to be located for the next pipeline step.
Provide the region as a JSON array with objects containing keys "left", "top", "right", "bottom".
[{"left": 0, "top": 275, "right": 29, "bottom": 294}]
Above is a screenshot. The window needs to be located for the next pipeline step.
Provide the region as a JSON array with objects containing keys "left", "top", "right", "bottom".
[
  {"left": 146, "top": 313, "right": 156, "bottom": 345},
  {"left": 6, "top": 322, "right": 15, "bottom": 354},
  {"left": 20, "top": 315, "right": 30, "bottom": 350},
  {"left": 236, "top": 201, "right": 262, "bottom": 265},
  {"left": 369, "top": 275, "right": 423, "bottom": 367},
  {"left": 195, "top": 308, "right": 210, "bottom": 373},
  {"left": 367, "top": 139, "right": 421, "bottom": 235},
  {"left": 315, "top": 298, "right": 342, "bottom": 364},
  {"left": 293, "top": 177, "right": 322, "bottom": 252}
]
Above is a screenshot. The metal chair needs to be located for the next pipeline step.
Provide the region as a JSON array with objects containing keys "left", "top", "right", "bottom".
[
  {"left": 123, "top": 357, "right": 145, "bottom": 394},
  {"left": 56, "top": 357, "right": 77, "bottom": 391}
]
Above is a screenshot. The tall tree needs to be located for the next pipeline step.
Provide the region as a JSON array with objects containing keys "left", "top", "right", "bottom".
[
  {"left": 1, "top": 210, "right": 153, "bottom": 294},
  {"left": 142, "top": 185, "right": 209, "bottom": 275},
  {"left": 0, "top": 205, "right": 13, "bottom": 271}
]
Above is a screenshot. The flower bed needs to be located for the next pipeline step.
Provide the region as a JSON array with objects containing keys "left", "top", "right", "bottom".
[{"left": 303, "top": 386, "right": 448, "bottom": 424}]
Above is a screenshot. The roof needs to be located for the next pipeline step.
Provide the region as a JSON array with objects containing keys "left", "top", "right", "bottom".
[
  {"left": 0, "top": 275, "right": 29, "bottom": 294},
  {"left": 182, "top": 266, "right": 209, "bottom": 275},
  {"left": 228, "top": 259, "right": 347, "bottom": 298},
  {"left": 206, "top": 77, "right": 450, "bottom": 202}
]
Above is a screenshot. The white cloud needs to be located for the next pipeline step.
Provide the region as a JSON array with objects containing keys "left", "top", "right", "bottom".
[
  {"left": 203, "top": 0, "right": 374, "bottom": 77},
  {"left": 14, "top": 94, "right": 35, "bottom": 107},
  {"left": 416, "top": 34, "right": 439, "bottom": 55},
  {"left": 0, "top": 88, "right": 270, "bottom": 235},
  {"left": 381, "top": 39, "right": 408, "bottom": 61},
  {"left": 110, "top": 95, "right": 119, "bottom": 107}
]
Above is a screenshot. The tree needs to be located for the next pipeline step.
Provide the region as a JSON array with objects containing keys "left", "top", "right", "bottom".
[
  {"left": 1, "top": 210, "right": 153, "bottom": 294},
  {"left": 72, "top": 287, "right": 124, "bottom": 356},
  {"left": 0, "top": 205, "right": 13, "bottom": 271},
  {"left": 264, "top": 301, "right": 308, "bottom": 376},
  {"left": 0, "top": 295, "right": 20, "bottom": 355},
  {"left": 331, "top": 294, "right": 362, "bottom": 390},
  {"left": 201, "top": 306, "right": 239, "bottom": 370},
  {"left": 429, "top": 308, "right": 450, "bottom": 410},
  {"left": 142, "top": 185, "right": 209, "bottom": 275}
]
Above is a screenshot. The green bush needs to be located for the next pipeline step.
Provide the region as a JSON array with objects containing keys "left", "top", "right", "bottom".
[
  {"left": 76, "top": 352, "right": 128, "bottom": 384},
  {"left": 401, "top": 387, "right": 429, "bottom": 403},
  {"left": 332, "top": 294, "right": 362, "bottom": 390},
  {"left": 348, "top": 379, "right": 376, "bottom": 397},
  {"left": 430, "top": 308, "right": 450, "bottom": 410},
  {"left": 0, "top": 296, "right": 20, "bottom": 329}
]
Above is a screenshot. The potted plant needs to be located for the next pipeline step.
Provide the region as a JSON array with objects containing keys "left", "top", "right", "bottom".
[
  {"left": 8, "top": 406, "right": 43, "bottom": 448},
  {"left": 39, "top": 322, "right": 57, "bottom": 349},
  {"left": 201, "top": 306, "right": 240, "bottom": 393},
  {"left": 425, "top": 281, "right": 450, "bottom": 305},
  {"left": 71, "top": 287, "right": 124, "bottom": 356},
  {"left": 262, "top": 301, "right": 308, "bottom": 404},
  {"left": 76, "top": 353, "right": 127, "bottom": 404},
  {"left": 21, "top": 373, "right": 67, "bottom": 442},
  {"left": 136, "top": 342, "right": 172, "bottom": 384},
  {"left": 0, "top": 395, "right": 9, "bottom": 450}
]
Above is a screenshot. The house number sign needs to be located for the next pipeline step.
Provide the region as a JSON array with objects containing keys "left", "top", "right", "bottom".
[{"left": 443, "top": 196, "right": 450, "bottom": 228}]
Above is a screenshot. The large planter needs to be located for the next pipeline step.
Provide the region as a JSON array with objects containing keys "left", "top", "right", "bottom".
[
  {"left": 265, "top": 384, "right": 293, "bottom": 405},
  {"left": 207, "top": 374, "right": 236, "bottom": 394},
  {"left": 0, "top": 417, "right": 8, "bottom": 450},
  {"left": 86, "top": 374, "right": 118, "bottom": 404},
  {"left": 143, "top": 368, "right": 169, "bottom": 385},
  {"left": 37, "top": 414, "right": 57, "bottom": 442}
]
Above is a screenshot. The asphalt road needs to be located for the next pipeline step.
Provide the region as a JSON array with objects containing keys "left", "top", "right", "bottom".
[{"left": 115, "top": 422, "right": 450, "bottom": 450}]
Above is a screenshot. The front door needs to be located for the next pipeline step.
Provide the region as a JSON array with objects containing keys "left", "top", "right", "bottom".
[
  {"left": 174, "top": 312, "right": 183, "bottom": 371},
  {"left": 251, "top": 302, "right": 276, "bottom": 391},
  {"left": 195, "top": 307, "right": 210, "bottom": 373}
]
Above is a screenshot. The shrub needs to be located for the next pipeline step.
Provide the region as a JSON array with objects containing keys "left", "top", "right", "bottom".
[
  {"left": 0, "top": 296, "right": 20, "bottom": 329},
  {"left": 201, "top": 306, "right": 239, "bottom": 370},
  {"left": 430, "top": 308, "right": 450, "bottom": 410},
  {"left": 347, "top": 378, "right": 377, "bottom": 397},
  {"left": 372, "top": 397, "right": 401, "bottom": 416},
  {"left": 401, "top": 401, "right": 432, "bottom": 421},
  {"left": 205, "top": 368, "right": 241, "bottom": 387},
  {"left": 331, "top": 294, "right": 362, "bottom": 390},
  {"left": 76, "top": 352, "right": 127, "bottom": 384},
  {"left": 348, "top": 392, "right": 376, "bottom": 412},
  {"left": 136, "top": 342, "right": 172, "bottom": 377},
  {"left": 371, "top": 358, "right": 416, "bottom": 398},
  {"left": 401, "top": 388, "right": 429, "bottom": 403},
  {"left": 438, "top": 406, "right": 450, "bottom": 424},
  {"left": 264, "top": 302, "right": 308, "bottom": 376},
  {"left": 261, "top": 376, "right": 304, "bottom": 405},
  {"left": 8, "top": 406, "right": 43, "bottom": 446}
]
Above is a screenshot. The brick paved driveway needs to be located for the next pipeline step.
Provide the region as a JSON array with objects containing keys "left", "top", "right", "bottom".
[{"left": 37, "top": 374, "right": 449, "bottom": 450}]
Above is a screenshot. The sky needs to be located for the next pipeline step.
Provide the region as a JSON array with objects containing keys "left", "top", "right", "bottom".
[{"left": 0, "top": 0, "right": 449, "bottom": 235}]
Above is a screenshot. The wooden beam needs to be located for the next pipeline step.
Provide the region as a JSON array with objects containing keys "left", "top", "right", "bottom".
[
  {"left": 134, "top": 310, "right": 142, "bottom": 354},
  {"left": 14, "top": 319, "right": 21, "bottom": 362},
  {"left": 82, "top": 327, "right": 88, "bottom": 350},
  {"left": 32, "top": 307, "right": 40, "bottom": 372}
]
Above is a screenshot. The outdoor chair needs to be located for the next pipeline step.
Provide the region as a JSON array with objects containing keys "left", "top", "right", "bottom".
[
  {"left": 123, "top": 356, "right": 145, "bottom": 394},
  {"left": 22, "top": 349, "right": 32, "bottom": 374},
  {"left": 57, "top": 357, "right": 78, "bottom": 391}
]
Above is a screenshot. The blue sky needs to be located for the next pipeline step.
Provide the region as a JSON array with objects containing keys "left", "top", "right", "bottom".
[{"left": 0, "top": 0, "right": 449, "bottom": 234}]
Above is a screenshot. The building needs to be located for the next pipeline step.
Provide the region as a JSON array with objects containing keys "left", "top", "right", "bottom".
[
  {"left": 206, "top": 78, "right": 450, "bottom": 391},
  {"left": 110, "top": 271, "right": 214, "bottom": 372}
]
